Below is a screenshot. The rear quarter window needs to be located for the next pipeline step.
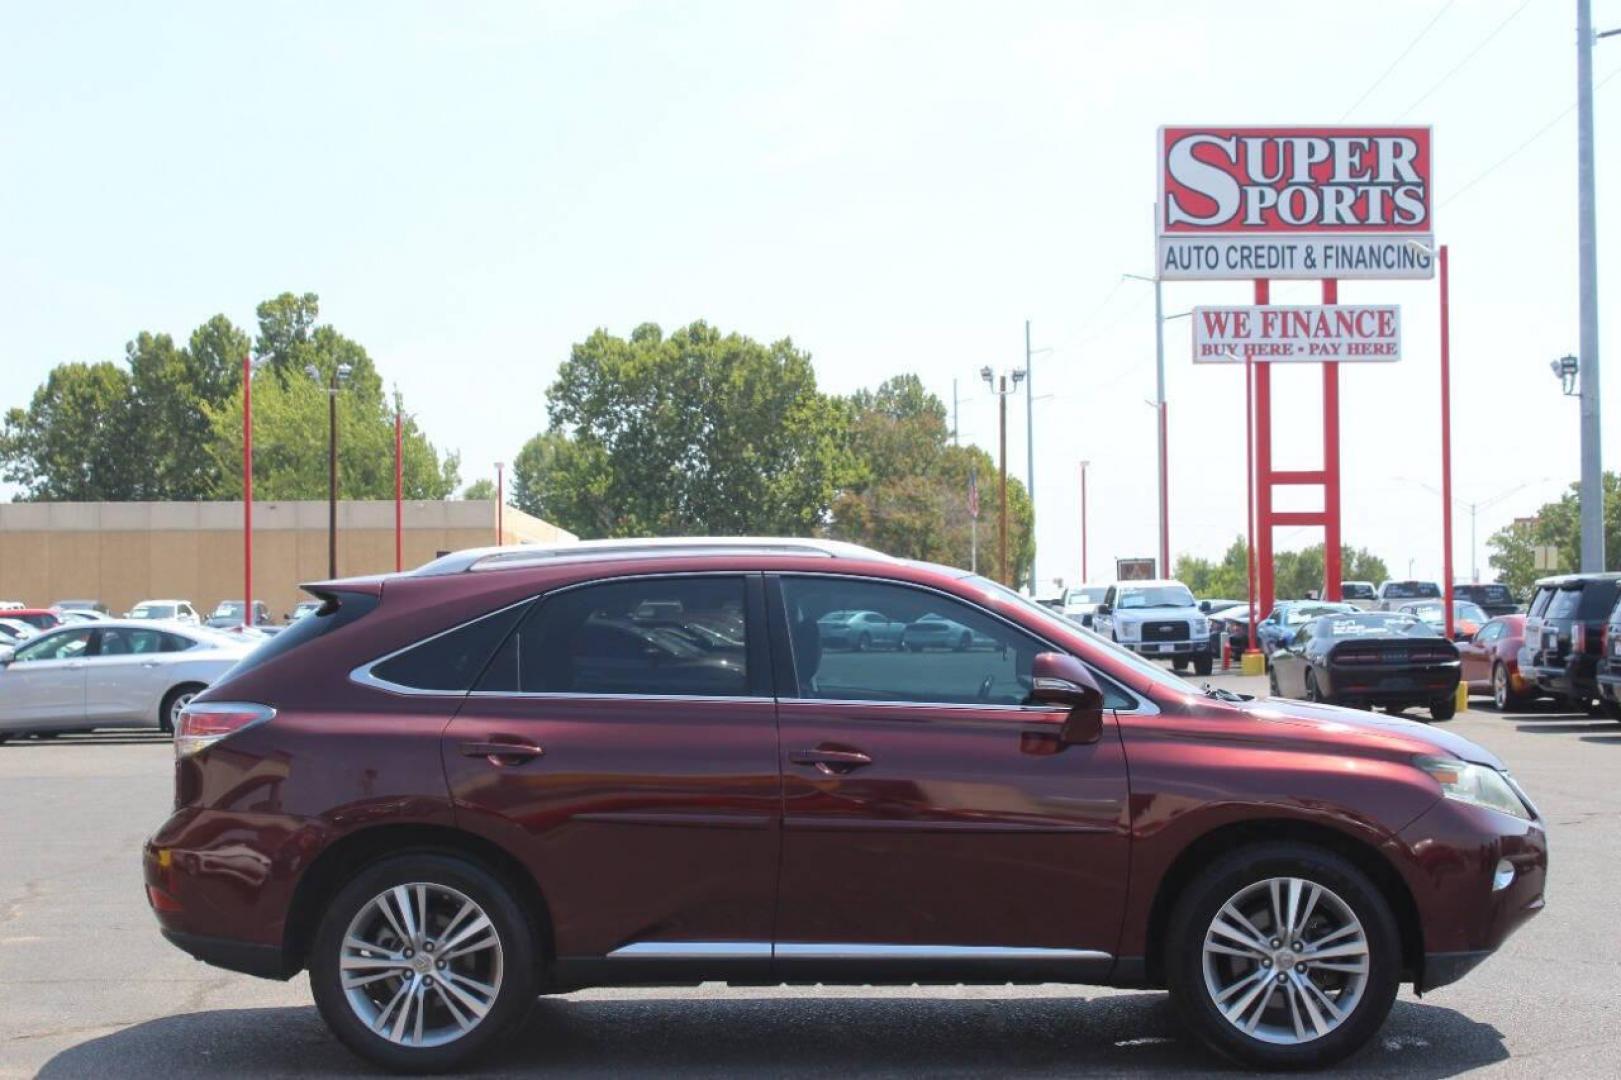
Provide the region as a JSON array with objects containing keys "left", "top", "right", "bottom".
[
  {"left": 219, "top": 590, "right": 380, "bottom": 681},
  {"left": 368, "top": 602, "right": 530, "bottom": 692},
  {"left": 1576, "top": 580, "right": 1621, "bottom": 620}
]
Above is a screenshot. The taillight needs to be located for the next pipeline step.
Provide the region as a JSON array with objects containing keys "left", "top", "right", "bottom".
[
  {"left": 174, "top": 702, "right": 275, "bottom": 758},
  {"left": 1574, "top": 624, "right": 1588, "bottom": 653}
]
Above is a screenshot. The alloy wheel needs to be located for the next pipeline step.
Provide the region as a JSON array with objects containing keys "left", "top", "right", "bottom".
[
  {"left": 1201, "top": 876, "right": 1370, "bottom": 1045},
  {"left": 339, "top": 882, "right": 504, "bottom": 1049},
  {"left": 167, "top": 690, "right": 197, "bottom": 733},
  {"left": 1493, "top": 666, "right": 1509, "bottom": 711}
]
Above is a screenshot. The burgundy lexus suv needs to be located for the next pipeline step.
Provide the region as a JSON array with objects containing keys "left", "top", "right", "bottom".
[{"left": 145, "top": 539, "right": 1546, "bottom": 1072}]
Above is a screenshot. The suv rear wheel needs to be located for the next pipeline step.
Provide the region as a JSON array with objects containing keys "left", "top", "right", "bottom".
[
  {"left": 309, "top": 853, "right": 536, "bottom": 1072},
  {"left": 1165, "top": 842, "right": 1400, "bottom": 1069}
]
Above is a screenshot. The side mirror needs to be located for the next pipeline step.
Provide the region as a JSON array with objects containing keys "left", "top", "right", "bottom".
[
  {"left": 1095, "top": 603, "right": 1112, "bottom": 616},
  {"left": 0, "top": 646, "right": 13, "bottom": 666},
  {"left": 1029, "top": 652, "right": 1105, "bottom": 745},
  {"left": 1199, "top": 600, "right": 1212, "bottom": 613}
]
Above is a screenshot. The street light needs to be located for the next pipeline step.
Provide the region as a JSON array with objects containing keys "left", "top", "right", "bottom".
[
  {"left": 306, "top": 362, "right": 353, "bottom": 579},
  {"left": 1552, "top": 354, "right": 1580, "bottom": 396},
  {"left": 983, "top": 365, "right": 1025, "bottom": 586},
  {"left": 1079, "top": 460, "right": 1090, "bottom": 583},
  {"left": 494, "top": 461, "right": 505, "bottom": 546},
  {"left": 1123, "top": 272, "right": 1171, "bottom": 576},
  {"left": 1407, "top": 238, "right": 1457, "bottom": 640}
]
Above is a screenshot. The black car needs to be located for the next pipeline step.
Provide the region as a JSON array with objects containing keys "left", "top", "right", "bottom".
[
  {"left": 1519, "top": 573, "right": 1621, "bottom": 708},
  {"left": 1268, "top": 611, "right": 1462, "bottom": 722},
  {"left": 1454, "top": 582, "right": 1519, "bottom": 618},
  {"left": 1594, "top": 595, "right": 1621, "bottom": 720}
]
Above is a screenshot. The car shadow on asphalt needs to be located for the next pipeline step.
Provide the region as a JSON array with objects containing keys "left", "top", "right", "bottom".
[
  {"left": 37, "top": 994, "right": 1507, "bottom": 1078},
  {"left": 0, "top": 731, "right": 171, "bottom": 748}
]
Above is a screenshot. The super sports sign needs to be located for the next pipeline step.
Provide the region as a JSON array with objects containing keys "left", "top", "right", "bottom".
[{"left": 1157, "top": 126, "right": 1434, "bottom": 280}]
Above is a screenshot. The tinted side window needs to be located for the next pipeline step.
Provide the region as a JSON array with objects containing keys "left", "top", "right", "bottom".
[
  {"left": 95, "top": 627, "right": 170, "bottom": 656},
  {"left": 1527, "top": 587, "right": 1554, "bottom": 618},
  {"left": 479, "top": 576, "right": 749, "bottom": 698},
  {"left": 15, "top": 628, "right": 92, "bottom": 662},
  {"left": 223, "top": 590, "right": 380, "bottom": 681},
  {"left": 779, "top": 576, "right": 1134, "bottom": 709},
  {"left": 371, "top": 603, "right": 530, "bottom": 692},
  {"left": 1577, "top": 580, "right": 1621, "bottom": 620},
  {"left": 1546, "top": 588, "right": 1582, "bottom": 620}
]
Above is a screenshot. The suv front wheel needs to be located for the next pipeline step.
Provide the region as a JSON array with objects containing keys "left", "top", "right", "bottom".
[
  {"left": 1165, "top": 842, "right": 1401, "bottom": 1069},
  {"left": 309, "top": 853, "right": 536, "bottom": 1072}
]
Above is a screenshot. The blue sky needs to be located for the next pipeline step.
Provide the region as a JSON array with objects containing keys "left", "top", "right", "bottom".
[{"left": 3, "top": 0, "right": 1617, "bottom": 587}]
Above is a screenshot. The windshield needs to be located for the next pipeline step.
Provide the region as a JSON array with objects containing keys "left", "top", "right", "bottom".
[
  {"left": 966, "top": 574, "right": 1199, "bottom": 697},
  {"left": 1455, "top": 601, "right": 1488, "bottom": 623},
  {"left": 212, "top": 602, "right": 244, "bottom": 618},
  {"left": 1341, "top": 583, "right": 1376, "bottom": 600},
  {"left": 1285, "top": 603, "right": 1354, "bottom": 624},
  {"left": 1117, "top": 585, "right": 1196, "bottom": 609},
  {"left": 1064, "top": 588, "right": 1107, "bottom": 605},
  {"left": 1383, "top": 582, "right": 1440, "bottom": 599},
  {"left": 1320, "top": 613, "right": 1439, "bottom": 637},
  {"left": 131, "top": 604, "right": 175, "bottom": 619}
]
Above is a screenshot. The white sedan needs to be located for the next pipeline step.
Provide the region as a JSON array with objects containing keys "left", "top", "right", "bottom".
[{"left": 0, "top": 620, "right": 253, "bottom": 741}]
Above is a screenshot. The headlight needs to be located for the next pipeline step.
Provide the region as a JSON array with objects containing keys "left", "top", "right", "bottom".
[
  {"left": 1192, "top": 617, "right": 1209, "bottom": 636},
  {"left": 1415, "top": 756, "right": 1532, "bottom": 820},
  {"left": 1118, "top": 622, "right": 1140, "bottom": 640}
]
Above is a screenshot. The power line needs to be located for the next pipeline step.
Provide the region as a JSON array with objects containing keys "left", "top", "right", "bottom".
[
  {"left": 1400, "top": 0, "right": 1532, "bottom": 119},
  {"left": 1441, "top": 64, "right": 1621, "bottom": 208},
  {"left": 1339, "top": 0, "right": 1456, "bottom": 121}
]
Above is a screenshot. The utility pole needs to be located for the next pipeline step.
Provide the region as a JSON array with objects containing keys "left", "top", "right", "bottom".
[
  {"left": 1577, "top": 0, "right": 1607, "bottom": 571},
  {"left": 983, "top": 366, "right": 1025, "bottom": 586},
  {"left": 307, "top": 363, "right": 352, "bottom": 579}
]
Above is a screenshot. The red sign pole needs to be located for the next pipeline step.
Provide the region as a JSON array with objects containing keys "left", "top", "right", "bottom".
[
  {"left": 1245, "top": 285, "right": 1261, "bottom": 657},
  {"left": 241, "top": 354, "right": 253, "bottom": 630},
  {"left": 1254, "top": 280, "right": 1275, "bottom": 622},
  {"left": 1322, "top": 279, "right": 1343, "bottom": 601},
  {"left": 1440, "top": 245, "right": 1455, "bottom": 639}
]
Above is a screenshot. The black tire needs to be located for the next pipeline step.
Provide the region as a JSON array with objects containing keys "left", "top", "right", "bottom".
[
  {"left": 1491, "top": 663, "right": 1524, "bottom": 712},
  {"left": 1173, "top": 659, "right": 1188, "bottom": 672},
  {"left": 1268, "top": 669, "right": 1281, "bottom": 696},
  {"left": 159, "top": 683, "right": 207, "bottom": 736},
  {"left": 309, "top": 853, "right": 537, "bottom": 1073},
  {"left": 1165, "top": 841, "right": 1401, "bottom": 1070},
  {"left": 1193, "top": 654, "right": 1214, "bottom": 677},
  {"left": 955, "top": 632, "right": 971, "bottom": 652},
  {"left": 1430, "top": 693, "right": 1457, "bottom": 723},
  {"left": 1304, "top": 670, "right": 1323, "bottom": 704},
  {"left": 855, "top": 632, "right": 870, "bottom": 653}
]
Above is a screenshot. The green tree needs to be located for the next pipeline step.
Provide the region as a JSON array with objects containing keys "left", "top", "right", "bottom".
[
  {"left": 1487, "top": 472, "right": 1621, "bottom": 593},
  {"left": 827, "top": 375, "right": 1034, "bottom": 588},
  {"left": 461, "top": 478, "right": 496, "bottom": 500},
  {"left": 530, "top": 321, "right": 853, "bottom": 536},
  {"left": 126, "top": 324, "right": 248, "bottom": 499},
  {"left": 0, "top": 362, "right": 143, "bottom": 500},
  {"left": 204, "top": 371, "right": 459, "bottom": 500},
  {"left": 1174, "top": 539, "right": 1389, "bottom": 601}
]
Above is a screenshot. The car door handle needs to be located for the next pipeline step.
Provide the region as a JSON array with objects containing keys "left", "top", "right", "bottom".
[
  {"left": 789, "top": 748, "right": 872, "bottom": 774},
  {"left": 141, "top": 661, "right": 161, "bottom": 668},
  {"left": 459, "top": 740, "right": 545, "bottom": 765}
]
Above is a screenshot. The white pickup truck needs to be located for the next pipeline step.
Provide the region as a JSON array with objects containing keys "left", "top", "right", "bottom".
[{"left": 1091, "top": 578, "right": 1215, "bottom": 675}]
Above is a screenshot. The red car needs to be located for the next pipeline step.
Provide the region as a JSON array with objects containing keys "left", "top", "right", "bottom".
[
  {"left": 1, "top": 607, "right": 62, "bottom": 632},
  {"left": 144, "top": 539, "right": 1547, "bottom": 1072},
  {"left": 1458, "top": 614, "right": 1535, "bottom": 710}
]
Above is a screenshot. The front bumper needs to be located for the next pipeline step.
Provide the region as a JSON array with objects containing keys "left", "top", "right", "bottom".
[
  {"left": 1119, "top": 639, "right": 1211, "bottom": 658},
  {"left": 1388, "top": 792, "right": 1547, "bottom": 993}
]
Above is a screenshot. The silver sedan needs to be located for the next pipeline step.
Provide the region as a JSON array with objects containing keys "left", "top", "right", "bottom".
[{"left": 0, "top": 620, "right": 253, "bottom": 741}]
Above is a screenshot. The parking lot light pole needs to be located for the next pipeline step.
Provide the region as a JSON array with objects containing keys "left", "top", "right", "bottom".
[
  {"left": 307, "top": 364, "right": 353, "bottom": 579},
  {"left": 1079, "top": 460, "right": 1090, "bottom": 583},
  {"left": 394, "top": 387, "right": 404, "bottom": 573},
  {"left": 983, "top": 366, "right": 1025, "bottom": 586},
  {"left": 495, "top": 462, "right": 505, "bottom": 546}
]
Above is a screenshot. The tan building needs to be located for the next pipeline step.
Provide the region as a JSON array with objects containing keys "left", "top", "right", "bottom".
[{"left": 0, "top": 500, "right": 575, "bottom": 619}]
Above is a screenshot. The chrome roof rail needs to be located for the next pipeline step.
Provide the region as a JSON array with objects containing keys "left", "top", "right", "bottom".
[{"left": 410, "top": 537, "right": 892, "bottom": 576}]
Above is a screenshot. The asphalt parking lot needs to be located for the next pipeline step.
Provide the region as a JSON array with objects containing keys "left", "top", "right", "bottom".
[{"left": 2, "top": 675, "right": 1617, "bottom": 1078}]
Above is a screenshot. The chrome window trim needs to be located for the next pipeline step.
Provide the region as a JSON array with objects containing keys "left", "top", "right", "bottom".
[
  {"left": 775, "top": 570, "right": 1156, "bottom": 715},
  {"left": 466, "top": 690, "right": 775, "bottom": 705},
  {"left": 351, "top": 571, "right": 757, "bottom": 700},
  {"left": 777, "top": 697, "right": 1070, "bottom": 715},
  {"left": 348, "top": 596, "right": 537, "bottom": 698}
]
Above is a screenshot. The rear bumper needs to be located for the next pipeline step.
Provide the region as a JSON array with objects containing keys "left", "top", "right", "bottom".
[
  {"left": 160, "top": 927, "right": 294, "bottom": 980},
  {"left": 1323, "top": 663, "right": 1459, "bottom": 703},
  {"left": 1526, "top": 655, "right": 1599, "bottom": 700},
  {"left": 1598, "top": 670, "right": 1621, "bottom": 701}
]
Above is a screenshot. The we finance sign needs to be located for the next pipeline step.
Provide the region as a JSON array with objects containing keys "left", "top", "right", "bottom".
[
  {"left": 1192, "top": 305, "right": 1402, "bottom": 363},
  {"left": 1157, "top": 127, "right": 1434, "bottom": 280}
]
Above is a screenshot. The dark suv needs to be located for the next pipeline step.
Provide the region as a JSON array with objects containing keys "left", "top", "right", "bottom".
[
  {"left": 1453, "top": 583, "right": 1519, "bottom": 618},
  {"left": 1592, "top": 595, "right": 1621, "bottom": 720},
  {"left": 1518, "top": 573, "right": 1621, "bottom": 708},
  {"left": 145, "top": 538, "right": 1546, "bottom": 1072}
]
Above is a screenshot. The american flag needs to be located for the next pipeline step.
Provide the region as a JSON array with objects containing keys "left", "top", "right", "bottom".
[{"left": 967, "top": 468, "right": 980, "bottom": 519}]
